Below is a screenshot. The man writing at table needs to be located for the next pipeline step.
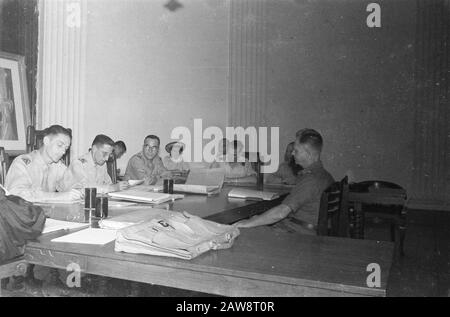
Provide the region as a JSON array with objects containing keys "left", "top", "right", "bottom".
[
  {"left": 62, "top": 134, "right": 129, "bottom": 193},
  {"left": 235, "top": 129, "right": 334, "bottom": 235},
  {"left": 124, "top": 134, "right": 170, "bottom": 185},
  {"left": 5, "top": 125, "right": 83, "bottom": 202}
]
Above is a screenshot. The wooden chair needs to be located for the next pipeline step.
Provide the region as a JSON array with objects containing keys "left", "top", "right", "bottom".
[
  {"left": 0, "top": 149, "right": 28, "bottom": 296},
  {"left": 106, "top": 155, "right": 118, "bottom": 184},
  {"left": 0, "top": 258, "right": 28, "bottom": 296},
  {"left": 26, "top": 125, "right": 71, "bottom": 166},
  {"left": 317, "top": 176, "right": 350, "bottom": 237},
  {"left": 349, "top": 180, "right": 407, "bottom": 256},
  {"left": 244, "top": 151, "right": 263, "bottom": 190},
  {"left": 0, "top": 147, "right": 8, "bottom": 186}
]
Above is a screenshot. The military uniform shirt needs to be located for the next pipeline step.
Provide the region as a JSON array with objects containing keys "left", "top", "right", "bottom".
[
  {"left": 124, "top": 152, "right": 168, "bottom": 185},
  {"left": 266, "top": 162, "right": 299, "bottom": 185},
  {"left": 62, "top": 151, "right": 112, "bottom": 193},
  {"left": 5, "top": 150, "right": 67, "bottom": 202},
  {"left": 276, "top": 161, "right": 334, "bottom": 232}
]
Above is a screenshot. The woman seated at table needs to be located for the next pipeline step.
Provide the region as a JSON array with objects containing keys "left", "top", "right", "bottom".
[
  {"left": 211, "top": 139, "right": 256, "bottom": 182},
  {"left": 265, "top": 142, "right": 302, "bottom": 185},
  {"left": 162, "top": 141, "right": 190, "bottom": 183}
]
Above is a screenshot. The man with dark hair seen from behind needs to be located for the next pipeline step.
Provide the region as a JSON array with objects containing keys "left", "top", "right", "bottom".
[
  {"left": 5, "top": 125, "right": 83, "bottom": 202},
  {"left": 235, "top": 129, "right": 334, "bottom": 235},
  {"left": 113, "top": 141, "right": 126, "bottom": 159}
]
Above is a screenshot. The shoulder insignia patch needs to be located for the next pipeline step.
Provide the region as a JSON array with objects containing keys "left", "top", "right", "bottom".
[{"left": 22, "top": 157, "right": 31, "bottom": 165}]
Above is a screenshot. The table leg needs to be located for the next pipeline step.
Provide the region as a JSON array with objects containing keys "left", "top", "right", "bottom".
[
  {"left": 399, "top": 207, "right": 407, "bottom": 256},
  {"left": 353, "top": 202, "right": 365, "bottom": 239}
]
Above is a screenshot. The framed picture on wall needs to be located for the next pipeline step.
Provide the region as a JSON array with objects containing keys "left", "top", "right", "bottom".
[{"left": 0, "top": 52, "right": 31, "bottom": 154}]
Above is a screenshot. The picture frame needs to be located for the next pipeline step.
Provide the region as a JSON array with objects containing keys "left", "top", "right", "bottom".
[{"left": 0, "top": 51, "right": 31, "bottom": 154}]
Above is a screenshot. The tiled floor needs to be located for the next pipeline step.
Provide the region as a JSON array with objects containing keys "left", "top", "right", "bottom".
[{"left": 2, "top": 209, "right": 449, "bottom": 297}]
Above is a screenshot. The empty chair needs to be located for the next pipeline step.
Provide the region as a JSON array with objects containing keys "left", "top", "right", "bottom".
[
  {"left": 106, "top": 155, "right": 118, "bottom": 184},
  {"left": 349, "top": 180, "right": 407, "bottom": 256},
  {"left": 317, "top": 176, "right": 350, "bottom": 237}
]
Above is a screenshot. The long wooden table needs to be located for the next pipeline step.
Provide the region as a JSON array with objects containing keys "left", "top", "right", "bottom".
[
  {"left": 24, "top": 185, "right": 395, "bottom": 297},
  {"left": 25, "top": 226, "right": 394, "bottom": 297}
]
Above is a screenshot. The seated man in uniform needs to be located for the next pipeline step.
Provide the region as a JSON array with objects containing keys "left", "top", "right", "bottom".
[
  {"left": 124, "top": 134, "right": 170, "bottom": 185},
  {"left": 62, "top": 134, "right": 129, "bottom": 193},
  {"left": 5, "top": 125, "right": 83, "bottom": 202},
  {"left": 235, "top": 129, "right": 334, "bottom": 235},
  {"left": 265, "top": 141, "right": 302, "bottom": 185}
]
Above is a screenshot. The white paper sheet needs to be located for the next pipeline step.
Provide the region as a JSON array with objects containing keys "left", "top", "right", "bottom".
[
  {"left": 51, "top": 228, "right": 117, "bottom": 245},
  {"left": 43, "top": 219, "right": 89, "bottom": 234}
]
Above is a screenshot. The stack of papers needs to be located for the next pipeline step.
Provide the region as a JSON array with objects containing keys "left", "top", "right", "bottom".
[
  {"left": 173, "top": 184, "right": 220, "bottom": 195},
  {"left": 108, "top": 189, "right": 183, "bottom": 204},
  {"left": 42, "top": 219, "right": 89, "bottom": 234},
  {"left": 51, "top": 228, "right": 117, "bottom": 245},
  {"left": 171, "top": 168, "right": 224, "bottom": 195},
  {"left": 228, "top": 188, "right": 280, "bottom": 201},
  {"left": 99, "top": 208, "right": 177, "bottom": 230}
]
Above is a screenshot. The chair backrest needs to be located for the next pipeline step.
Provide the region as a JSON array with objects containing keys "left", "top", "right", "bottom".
[
  {"left": 349, "top": 180, "right": 407, "bottom": 199},
  {"left": 26, "top": 125, "right": 71, "bottom": 166},
  {"left": 244, "top": 151, "right": 263, "bottom": 189},
  {"left": 317, "top": 176, "right": 349, "bottom": 237},
  {"left": 106, "top": 155, "right": 118, "bottom": 184},
  {"left": 0, "top": 147, "right": 8, "bottom": 186}
]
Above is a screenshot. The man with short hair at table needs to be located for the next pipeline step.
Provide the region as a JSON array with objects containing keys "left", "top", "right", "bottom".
[
  {"left": 4, "top": 124, "right": 83, "bottom": 292},
  {"left": 62, "top": 134, "right": 129, "bottom": 193},
  {"left": 113, "top": 140, "right": 127, "bottom": 159},
  {"left": 5, "top": 124, "right": 83, "bottom": 202},
  {"left": 124, "top": 134, "right": 170, "bottom": 185},
  {"left": 234, "top": 129, "right": 334, "bottom": 235}
]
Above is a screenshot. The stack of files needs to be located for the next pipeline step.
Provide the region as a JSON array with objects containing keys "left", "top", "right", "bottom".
[
  {"left": 42, "top": 218, "right": 89, "bottom": 234},
  {"left": 108, "top": 189, "right": 183, "bottom": 204},
  {"left": 228, "top": 188, "right": 280, "bottom": 201},
  {"left": 172, "top": 168, "right": 225, "bottom": 195},
  {"left": 173, "top": 184, "right": 220, "bottom": 195},
  {"left": 99, "top": 208, "right": 177, "bottom": 230}
]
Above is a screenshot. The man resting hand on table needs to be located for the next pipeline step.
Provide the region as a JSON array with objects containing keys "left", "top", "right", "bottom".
[
  {"left": 62, "top": 134, "right": 129, "bottom": 194},
  {"left": 234, "top": 129, "right": 334, "bottom": 235}
]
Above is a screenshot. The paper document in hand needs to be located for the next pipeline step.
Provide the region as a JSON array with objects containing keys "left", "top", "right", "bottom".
[
  {"left": 51, "top": 228, "right": 117, "bottom": 245},
  {"left": 42, "top": 219, "right": 89, "bottom": 234},
  {"left": 108, "top": 189, "right": 181, "bottom": 204},
  {"left": 228, "top": 188, "right": 280, "bottom": 201}
]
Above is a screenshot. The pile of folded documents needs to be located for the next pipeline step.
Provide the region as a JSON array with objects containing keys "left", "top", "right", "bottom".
[{"left": 115, "top": 211, "right": 240, "bottom": 260}]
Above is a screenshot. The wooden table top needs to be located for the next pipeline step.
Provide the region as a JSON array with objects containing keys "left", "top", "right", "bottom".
[
  {"left": 25, "top": 226, "right": 394, "bottom": 297},
  {"left": 40, "top": 185, "right": 290, "bottom": 225}
]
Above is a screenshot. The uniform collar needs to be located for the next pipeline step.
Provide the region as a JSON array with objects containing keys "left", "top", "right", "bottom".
[
  {"left": 301, "top": 160, "right": 323, "bottom": 174},
  {"left": 32, "top": 150, "right": 51, "bottom": 167},
  {"left": 139, "top": 151, "right": 160, "bottom": 164}
]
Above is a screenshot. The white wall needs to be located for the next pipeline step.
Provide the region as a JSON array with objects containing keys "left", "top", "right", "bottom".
[{"left": 83, "top": 0, "right": 230, "bottom": 171}]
